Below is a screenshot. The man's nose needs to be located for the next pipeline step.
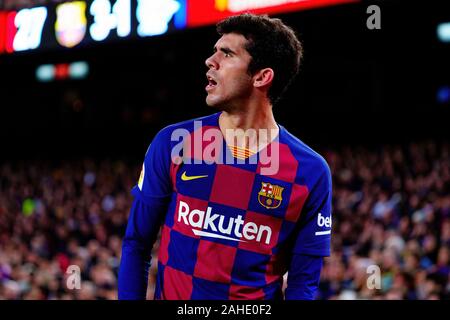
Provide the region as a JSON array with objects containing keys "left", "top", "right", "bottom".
[{"left": 205, "top": 55, "right": 218, "bottom": 70}]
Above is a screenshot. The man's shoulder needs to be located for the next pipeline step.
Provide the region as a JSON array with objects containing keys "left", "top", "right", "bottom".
[
  {"left": 279, "top": 125, "right": 331, "bottom": 177},
  {"left": 143, "top": 113, "right": 221, "bottom": 164}
]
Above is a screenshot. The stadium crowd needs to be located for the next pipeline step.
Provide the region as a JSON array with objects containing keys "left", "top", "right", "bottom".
[{"left": 0, "top": 140, "right": 449, "bottom": 299}]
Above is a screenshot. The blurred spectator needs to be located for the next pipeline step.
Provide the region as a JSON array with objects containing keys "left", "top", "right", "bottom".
[
  {"left": 320, "top": 141, "right": 450, "bottom": 300},
  {"left": 0, "top": 140, "right": 449, "bottom": 299},
  {"left": 0, "top": 159, "right": 134, "bottom": 299}
]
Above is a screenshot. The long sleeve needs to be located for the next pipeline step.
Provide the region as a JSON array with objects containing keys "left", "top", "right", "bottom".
[
  {"left": 285, "top": 157, "right": 330, "bottom": 300},
  {"left": 292, "top": 158, "right": 332, "bottom": 257},
  {"left": 118, "top": 193, "right": 169, "bottom": 299},
  {"left": 285, "top": 253, "right": 323, "bottom": 300},
  {"left": 118, "top": 127, "right": 173, "bottom": 300}
]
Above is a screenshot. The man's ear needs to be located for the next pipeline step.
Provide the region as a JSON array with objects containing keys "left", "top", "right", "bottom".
[{"left": 253, "top": 68, "right": 274, "bottom": 88}]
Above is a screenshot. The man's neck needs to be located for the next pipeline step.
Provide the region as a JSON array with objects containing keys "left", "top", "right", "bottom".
[{"left": 218, "top": 103, "right": 279, "bottom": 152}]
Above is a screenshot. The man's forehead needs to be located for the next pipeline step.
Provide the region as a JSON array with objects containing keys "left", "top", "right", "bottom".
[{"left": 214, "top": 33, "right": 248, "bottom": 51}]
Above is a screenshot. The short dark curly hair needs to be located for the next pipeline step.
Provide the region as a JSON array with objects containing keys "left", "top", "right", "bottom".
[{"left": 217, "top": 13, "right": 303, "bottom": 105}]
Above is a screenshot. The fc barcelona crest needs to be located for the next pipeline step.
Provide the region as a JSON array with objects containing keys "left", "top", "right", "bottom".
[
  {"left": 258, "top": 182, "right": 284, "bottom": 209},
  {"left": 55, "top": 1, "right": 87, "bottom": 48}
]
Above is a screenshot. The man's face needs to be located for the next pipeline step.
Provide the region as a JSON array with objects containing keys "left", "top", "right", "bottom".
[{"left": 205, "top": 33, "right": 254, "bottom": 111}]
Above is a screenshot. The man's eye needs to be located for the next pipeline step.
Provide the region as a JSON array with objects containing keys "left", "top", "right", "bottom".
[{"left": 224, "top": 52, "right": 231, "bottom": 57}]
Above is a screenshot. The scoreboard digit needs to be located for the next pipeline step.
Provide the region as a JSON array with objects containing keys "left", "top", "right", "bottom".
[
  {"left": 13, "top": 7, "right": 48, "bottom": 51},
  {"left": 89, "top": 0, "right": 131, "bottom": 41}
]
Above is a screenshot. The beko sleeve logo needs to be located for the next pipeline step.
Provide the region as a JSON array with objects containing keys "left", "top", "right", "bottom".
[{"left": 315, "top": 212, "right": 332, "bottom": 236}]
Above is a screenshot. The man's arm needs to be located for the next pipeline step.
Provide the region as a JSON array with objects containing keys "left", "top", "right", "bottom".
[
  {"left": 285, "top": 254, "right": 323, "bottom": 300},
  {"left": 118, "top": 191, "right": 169, "bottom": 300},
  {"left": 287, "top": 155, "right": 332, "bottom": 299},
  {"left": 118, "top": 128, "right": 173, "bottom": 300}
]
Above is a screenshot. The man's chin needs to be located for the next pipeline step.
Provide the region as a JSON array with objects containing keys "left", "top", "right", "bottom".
[
  {"left": 206, "top": 97, "right": 222, "bottom": 109},
  {"left": 206, "top": 94, "right": 238, "bottom": 112},
  {"left": 206, "top": 99, "right": 237, "bottom": 113}
]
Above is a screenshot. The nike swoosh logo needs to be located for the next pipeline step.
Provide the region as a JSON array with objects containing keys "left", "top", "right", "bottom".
[{"left": 181, "top": 171, "right": 208, "bottom": 181}]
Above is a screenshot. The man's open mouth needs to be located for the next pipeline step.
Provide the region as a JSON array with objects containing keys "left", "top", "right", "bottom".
[{"left": 206, "top": 75, "right": 217, "bottom": 91}]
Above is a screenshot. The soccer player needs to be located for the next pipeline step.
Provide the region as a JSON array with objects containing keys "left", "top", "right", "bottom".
[{"left": 118, "top": 14, "right": 332, "bottom": 300}]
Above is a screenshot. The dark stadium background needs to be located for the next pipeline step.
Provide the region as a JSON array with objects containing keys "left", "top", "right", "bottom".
[
  {"left": 1, "top": 1, "right": 447, "bottom": 159},
  {"left": 0, "top": 0, "right": 449, "bottom": 300}
]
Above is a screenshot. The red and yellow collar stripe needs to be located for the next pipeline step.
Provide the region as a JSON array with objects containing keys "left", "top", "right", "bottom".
[{"left": 228, "top": 145, "right": 256, "bottom": 160}]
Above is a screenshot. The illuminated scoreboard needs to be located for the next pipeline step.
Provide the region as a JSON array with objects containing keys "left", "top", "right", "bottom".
[
  {"left": 0, "top": 0, "right": 356, "bottom": 54},
  {"left": 0, "top": 0, "right": 187, "bottom": 54}
]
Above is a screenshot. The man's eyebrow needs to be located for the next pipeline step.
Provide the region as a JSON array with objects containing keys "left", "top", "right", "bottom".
[{"left": 213, "top": 46, "right": 237, "bottom": 55}]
